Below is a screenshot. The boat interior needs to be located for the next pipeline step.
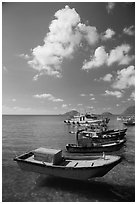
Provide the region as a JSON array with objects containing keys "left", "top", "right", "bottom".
[{"left": 14, "top": 150, "right": 115, "bottom": 168}]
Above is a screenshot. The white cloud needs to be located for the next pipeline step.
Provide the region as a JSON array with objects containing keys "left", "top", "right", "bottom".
[
  {"left": 80, "top": 93, "right": 86, "bottom": 96},
  {"left": 104, "top": 90, "right": 123, "bottom": 98},
  {"left": 82, "top": 46, "right": 108, "bottom": 70},
  {"left": 33, "top": 72, "right": 45, "bottom": 81},
  {"left": 19, "top": 53, "right": 30, "bottom": 59},
  {"left": 102, "top": 73, "right": 113, "bottom": 82},
  {"left": 90, "top": 97, "right": 95, "bottom": 100},
  {"left": 33, "top": 75, "right": 39, "bottom": 81},
  {"left": 28, "top": 5, "right": 99, "bottom": 78},
  {"left": 123, "top": 25, "right": 135, "bottom": 36},
  {"left": 82, "top": 44, "right": 134, "bottom": 70},
  {"left": 102, "top": 28, "right": 115, "bottom": 40},
  {"left": 28, "top": 6, "right": 81, "bottom": 78},
  {"left": 106, "top": 2, "right": 115, "bottom": 13},
  {"left": 112, "top": 65, "right": 135, "bottom": 90},
  {"left": 107, "top": 44, "right": 134, "bottom": 66},
  {"left": 78, "top": 23, "right": 99, "bottom": 45},
  {"left": 62, "top": 104, "right": 67, "bottom": 108},
  {"left": 33, "top": 93, "right": 63, "bottom": 102}
]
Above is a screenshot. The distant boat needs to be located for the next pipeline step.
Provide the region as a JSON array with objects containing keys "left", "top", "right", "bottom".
[
  {"left": 64, "top": 113, "right": 109, "bottom": 125},
  {"left": 14, "top": 147, "right": 122, "bottom": 181},
  {"left": 117, "top": 117, "right": 122, "bottom": 120},
  {"left": 66, "top": 138, "right": 126, "bottom": 153},
  {"left": 122, "top": 116, "right": 135, "bottom": 126},
  {"left": 123, "top": 120, "right": 135, "bottom": 126}
]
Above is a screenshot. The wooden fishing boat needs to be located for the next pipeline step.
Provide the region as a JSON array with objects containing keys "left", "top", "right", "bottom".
[
  {"left": 76, "top": 122, "right": 127, "bottom": 136},
  {"left": 66, "top": 138, "right": 126, "bottom": 153},
  {"left": 69, "top": 128, "right": 126, "bottom": 145},
  {"left": 14, "top": 147, "right": 122, "bottom": 181},
  {"left": 96, "top": 128, "right": 127, "bottom": 135}
]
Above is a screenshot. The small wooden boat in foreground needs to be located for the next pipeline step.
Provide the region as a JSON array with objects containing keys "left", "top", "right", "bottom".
[{"left": 14, "top": 147, "right": 121, "bottom": 181}]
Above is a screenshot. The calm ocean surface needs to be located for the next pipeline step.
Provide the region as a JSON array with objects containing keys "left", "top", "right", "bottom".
[{"left": 2, "top": 115, "right": 135, "bottom": 202}]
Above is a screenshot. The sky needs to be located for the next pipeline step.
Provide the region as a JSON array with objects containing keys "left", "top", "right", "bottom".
[{"left": 2, "top": 2, "right": 135, "bottom": 115}]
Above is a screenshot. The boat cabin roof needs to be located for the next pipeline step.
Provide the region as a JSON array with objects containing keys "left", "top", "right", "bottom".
[{"left": 33, "top": 147, "right": 62, "bottom": 155}]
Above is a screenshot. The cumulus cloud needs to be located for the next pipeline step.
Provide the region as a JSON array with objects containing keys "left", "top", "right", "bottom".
[
  {"left": 82, "top": 44, "right": 134, "bottom": 70},
  {"left": 33, "top": 93, "right": 63, "bottom": 102},
  {"left": 78, "top": 23, "right": 99, "bottom": 45},
  {"left": 82, "top": 46, "right": 108, "bottom": 70},
  {"left": 104, "top": 90, "right": 123, "bottom": 98},
  {"left": 102, "top": 73, "right": 113, "bottom": 82},
  {"left": 112, "top": 65, "right": 135, "bottom": 90},
  {"left": 95, "top": 73, "right": 113, "bottom": 82},
  {"left": 28, "top": 5, "right": 99, "bottom": 78},
  {"left": 102, "top": 28, "right": 115, "bottom": 40},
  {"left": 123, "top": 25, "right": 135, "bottom": 36},
  {"left": 107, "top": 44, "right": 134, "bottom": 66},
  {"left": 106, "top": 2, "right": 115, "bottom": 13}
]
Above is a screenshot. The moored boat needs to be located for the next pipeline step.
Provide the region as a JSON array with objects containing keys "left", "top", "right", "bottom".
[
  {"left": 78, "top": 126, "right": 127, "bottom": 137},
  {"left": 69, "top": 128, "right": 127, "bottom": 145},
  {"left": 66, "top": 138, "right": 126, "bottom": 153},
  {"left": 123, "top": 119, "right": 135, "bottom": 126},
  {"left": 117, "top": 116, "right": 122, "bottom": 120},
  {"left": 14, "top": 147, "right": 122, "bottom": 181},
  {"left": 64, "top": 113, "right": 109, "bottom": 126}
]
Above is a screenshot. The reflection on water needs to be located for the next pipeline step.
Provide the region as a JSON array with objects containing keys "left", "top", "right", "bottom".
[{"left": 2, "top": 115, "right": 135, "bottom": 202}]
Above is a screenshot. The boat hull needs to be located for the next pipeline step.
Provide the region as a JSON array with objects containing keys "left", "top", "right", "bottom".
[
  {"left": 100, "top": 128, "right": 127, "bottom": 135},
  {"left": 66, "top": 139, "right": 126, "bottom": 153},
  {"left": 16, "top": 160, "right": 120, "bottom": 180},
  {"left": 123, "top": 122, "right": 135, "bottom": 126},
  {"left": 14, "top": 152, "right": 121, "bottom": 181},
  {"left": 84, "top": 133, "right": 126, "bottom": 144}
]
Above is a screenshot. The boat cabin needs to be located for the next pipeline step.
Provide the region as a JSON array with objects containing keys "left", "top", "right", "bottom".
[
  {"left": 33, "top": 147, "right": 62, "bottom": 165},
  {"left": 77, "top": 131, "right": 98, "bottom": 147}
]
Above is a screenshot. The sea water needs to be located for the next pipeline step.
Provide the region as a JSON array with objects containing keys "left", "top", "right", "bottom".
[{"left": 2, "top": 115, "right": 135, "bottom": 202}]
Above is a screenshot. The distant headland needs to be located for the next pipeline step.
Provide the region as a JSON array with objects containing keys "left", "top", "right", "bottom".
[{"left": 62, "top": 105, "right": 135, "bottom": 117}]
